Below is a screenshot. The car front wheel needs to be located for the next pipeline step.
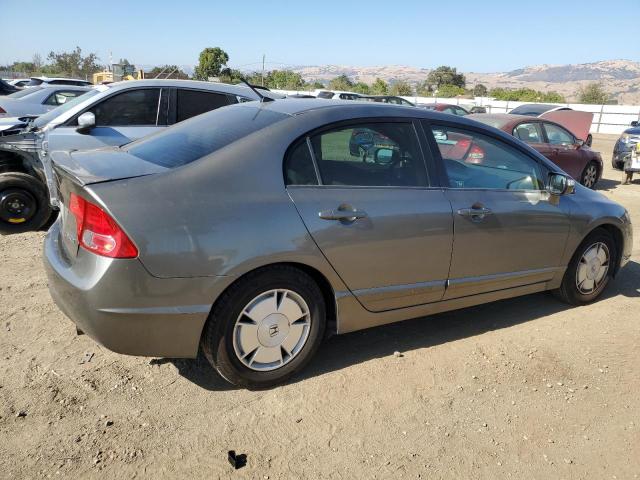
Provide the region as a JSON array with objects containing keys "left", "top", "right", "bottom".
[
  {"left": 201, "top": 266, "right": 326, "bottom": 388},
  {"left": 553, "top": 229, "right": 615, "bottom": 305},
  {"left": 580, "top": 161, "right": 599, "bottom": 189}
]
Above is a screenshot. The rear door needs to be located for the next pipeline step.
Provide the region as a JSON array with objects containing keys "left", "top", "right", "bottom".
[
  {"left": 169, "top": 88, "right": 234, "bottom": 124},
  {"left": 285, "top": 120, "right": 454, "bottom": 312},
  {"left": 425, "top": 122, "right": 570, "bottom": 299},
  {"left": 512, "top": 121, "right": 552, "bottom": 158}
]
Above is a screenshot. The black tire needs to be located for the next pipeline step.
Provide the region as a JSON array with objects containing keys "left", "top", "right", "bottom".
[
  {"left": 553, "top": 229, "right": 615, "bottom": 306},
  {"left": 0, "top": 172, "right": 52, "bottom": 235},
  {"left": 580, "top": 161, "right": 599, "bottom": 189},
  {"left": 201, "top": 265, "right": 326, "bottom": 388}
]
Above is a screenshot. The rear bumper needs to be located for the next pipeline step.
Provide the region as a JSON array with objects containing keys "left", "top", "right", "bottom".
[{"left": 44, "top": 221, "right": 231, "bottom": 358}]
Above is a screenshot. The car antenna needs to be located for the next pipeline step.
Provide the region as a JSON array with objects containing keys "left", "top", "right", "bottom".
[{"left": 239, "top": 78, "right": 274, "bottom": 103}]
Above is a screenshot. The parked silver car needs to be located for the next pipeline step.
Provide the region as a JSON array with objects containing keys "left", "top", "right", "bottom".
[
  {"left": 0, "top": 85, "right": 90, "bottom": 117},
  {"left": 44, "top": 100, "right": 632, "bottom": 388},
  {"left": 0, "top": 79, "right": 282, "bottom": 233}
]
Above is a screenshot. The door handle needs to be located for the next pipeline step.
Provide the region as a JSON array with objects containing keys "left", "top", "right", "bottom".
[
  {"left": 319, "top": 207, "right": 367, "bottom": 221},
  {"left": 457, "top": 206, "right": 493, "bottom": 221}
]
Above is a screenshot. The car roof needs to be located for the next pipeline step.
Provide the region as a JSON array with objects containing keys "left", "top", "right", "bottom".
[
  {"left": 235, "top": 98, "right": 486, "bottom": 123},
  {"left": 102, "top": 79, "right": 267, "bottom": 98},
  {"left": 30, "top": 76, "right": 89, "bottom": 82}
]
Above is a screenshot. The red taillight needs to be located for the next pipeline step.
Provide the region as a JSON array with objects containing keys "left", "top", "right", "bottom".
[
  {"left": 468, "top": 145, "right": 485, "bottom": 159},
  {"left": 0, "top": 106, "right": 6, "bottom": 114},
  {"left": 68, "top": 193, "right": 138, "bottom": 258}
]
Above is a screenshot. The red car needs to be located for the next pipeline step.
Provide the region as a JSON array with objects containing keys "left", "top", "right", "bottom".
[{"left": 469, "top": 114, "right": 602, "bottom": 189}]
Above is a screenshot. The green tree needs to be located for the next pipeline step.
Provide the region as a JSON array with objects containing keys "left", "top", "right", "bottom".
[
  {"left": 437, "top": 84, "right": 465, "bottom": 98},
  {"left": 328, "top": 74, "right": 354, "bottom": 91},
  {"left": 218, "top": 68, "right": 245, "bottom": 84},
  {"left": 427, "top": 66, "right": 465, "bottom": 89},
  {"left": 541, "top": 91, "right": 565, "bottom": 103},
  {"left": 389, "top": 80, "right": 413, "bottom": 96},
  {"left": 266, "top": 70, "right": 305, "bottom": 89},
  {"left": 352, "top": 82, "right": 371, "bottom": 94},
  {"left": 577, "top": 83, "right": 609, "bottom": 104},
  {"left": 193, "top": 47, "right": 229, "bottom": 80},
  {"left": 473, "top": 84, "right": 488, "bottom": 97},
  {"left": 308, "top": 80, "right": 325, "bottom": 89},
  {"left": 148, "top": 65, "right": 189, "bottom": 80},
  {"left": 370, "top": 78, "right": 388, "bottom": 95},
  {"left": 46, "top": 46, "right": 100, "bottom": 78}
]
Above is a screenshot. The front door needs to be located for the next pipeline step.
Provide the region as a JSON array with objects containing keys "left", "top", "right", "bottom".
[
  {"left": 426, "top": 123, "right": 571, "bottom": 299},
  {"left": 285, "top": 120, "right": 453, "bottom": 312},
  {"left": 542, "top": 122, "right": 582, "bottom": 179}
]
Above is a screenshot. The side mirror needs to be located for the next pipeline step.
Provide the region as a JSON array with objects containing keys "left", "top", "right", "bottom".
[
  {"left": 631, "top": 121, "right": 638, "bottom": 127},
  {"left": 574, "top": 138, "right": 585, "bottom": 149},
  {"left": 548, "top": 173, "right": 576, "bottom": 196},
  {"left": 76, "top": 111, "right": 95, "bottom": 134}
]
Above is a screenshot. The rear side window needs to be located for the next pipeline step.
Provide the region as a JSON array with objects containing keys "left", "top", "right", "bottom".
[
  {"left": 176, "top": 89, "right": 231, "bottom": 122},
  {"left": 513, "top": 122, "right": 543, "bottom": 143},
  {"left": 91, "top": 88, "right": 160, "bottom": 126},
  {"left": 125, "top": 106, "right": 286, "bottom": 168},
  {"left": 316, "top": 91, "right": 334, "bottom": 99},
  {"left": 43, "top": 90, "right": 85, "bottom": 106},
  {"left": 284, "top": 139, "right": 318, "bottom": 185},
  {"left": 305, "top": 122, "right": 428, "bottom": 187}
]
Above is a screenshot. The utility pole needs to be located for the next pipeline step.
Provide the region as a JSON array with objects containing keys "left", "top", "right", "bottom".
[{"left": 261, "top": 54, "right": 265, "bottom": 87}]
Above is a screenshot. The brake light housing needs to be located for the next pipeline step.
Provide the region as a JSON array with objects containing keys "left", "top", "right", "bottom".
[
  {"left": 68, "top": 193, "right": 138, "bottom": 258},
  {"left": 0, "top": 106, "right": 6, "bottom": 114}
]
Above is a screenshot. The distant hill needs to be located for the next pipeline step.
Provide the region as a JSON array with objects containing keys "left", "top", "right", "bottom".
[{"left": 291, "top": 60, "right": 640, "bottom": 104}]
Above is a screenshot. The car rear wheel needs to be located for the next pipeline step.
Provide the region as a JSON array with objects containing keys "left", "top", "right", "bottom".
[
  {"left": 0, "top": 172, "right": 51, "bottom": 235},
  {"left": 553, "top": 229, "right": 615, "bottom": 305},
  {"left": 580, "top": 161, "right": 598, "bottom": 189},
  {"left": 201, "top": 265, "right": 326, "bottom": 388}
]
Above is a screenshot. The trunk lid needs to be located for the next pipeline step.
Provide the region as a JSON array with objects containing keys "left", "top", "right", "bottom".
[{"left": 52, "top": 148, "right": 167, "bottom": 259}]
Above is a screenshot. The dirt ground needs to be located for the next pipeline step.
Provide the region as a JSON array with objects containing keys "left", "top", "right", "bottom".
[{"left": 1, "top": 134, "right": 639, "bottom": 479}]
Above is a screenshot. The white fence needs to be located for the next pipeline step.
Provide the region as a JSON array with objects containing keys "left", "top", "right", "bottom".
[{"left": 272, "top": 89, "right": 640, "bottom": 135}]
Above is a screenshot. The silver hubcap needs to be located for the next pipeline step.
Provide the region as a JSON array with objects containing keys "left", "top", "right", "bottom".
[
  {"left": 576, "top": 242, "right": 609, "bottom": 294},
  {"left": 583, "top": 165, "right": 597, "bottom": 187},
  {"left": 233, "top": 289, "right": 311, "bottom": 371}
]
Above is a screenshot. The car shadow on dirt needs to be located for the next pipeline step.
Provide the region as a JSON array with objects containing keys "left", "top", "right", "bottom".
[
  {"left": 595, "top": 177, "right": 621, "bottom": 191},
  {"left": 167, "top": 260, "right": 640, "bottom": 391}
]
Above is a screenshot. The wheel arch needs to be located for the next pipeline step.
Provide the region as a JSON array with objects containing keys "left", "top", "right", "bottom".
[
  {"left": 580, "top": 223, "right": 624, "bottom": 277},
  {"left": 200, "top": 261, "right": 339, "bottom": 344}
]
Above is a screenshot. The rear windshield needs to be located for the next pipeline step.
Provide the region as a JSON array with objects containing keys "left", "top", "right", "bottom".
[{"left": 124, "top": 105, "right": 287, "bottom": 168}]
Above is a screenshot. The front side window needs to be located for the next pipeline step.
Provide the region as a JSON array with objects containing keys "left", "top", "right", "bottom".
[
  {"left": 90, "top": 88, "right": 160, "bottom": 126},
  {"left": 513, "top": 122, "right": 544, "bottom": 143},
  {"left": 430, "top": 125, "right": 544, "bottom": 190},
  {"left": 304, "top": 122, "right": 428, "bottom": 187},
  {"left": 43, "top": 90, "right": 86, "bottom": 106},
  {"left": 176, "top": 89, "right": 231, "bottom": 123},
  {"left": 543, "top": 123, "right": 574, "bottom": 146}
]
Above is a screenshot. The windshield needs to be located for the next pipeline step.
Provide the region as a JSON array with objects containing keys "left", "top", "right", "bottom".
[
  {"left": 33, "top": 89, "right": 100, "bottom": 128},
  {"left": 7, "top": 86, "right": 44, "bottom": 99},
  {"left": 125, "top": 105, "right": 287, "bottom": 168},
  {"left": 509, "top": 104, "right": 555, "bottom": 116}
]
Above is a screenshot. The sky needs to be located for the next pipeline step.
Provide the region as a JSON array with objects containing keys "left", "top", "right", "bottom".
[{"left": 1, "top": 0, "right": 638, "bottom": 73}]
